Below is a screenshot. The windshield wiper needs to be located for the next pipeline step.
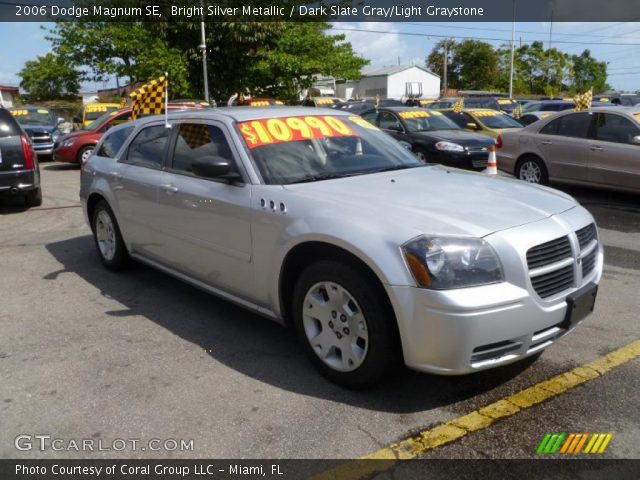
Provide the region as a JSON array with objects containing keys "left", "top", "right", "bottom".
[{"left": 290, "top": 173, "right": 353, "bottom": 184}]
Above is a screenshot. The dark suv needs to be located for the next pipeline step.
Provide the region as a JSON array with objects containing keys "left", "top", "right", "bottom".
[{"left": 0, "top": 107, "right": 42, "bottom": 207}]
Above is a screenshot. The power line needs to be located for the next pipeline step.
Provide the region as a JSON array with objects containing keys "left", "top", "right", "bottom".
[{"left": 332, "top": 26, "right": 640, "bottom": 47}]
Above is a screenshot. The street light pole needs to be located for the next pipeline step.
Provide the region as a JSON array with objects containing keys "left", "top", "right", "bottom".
[
  {"left": 199, "top": 0, "right": 209, "bottom": 103},
  {"left": 509, "top": 0, "right": 516, "bottom": 99}
]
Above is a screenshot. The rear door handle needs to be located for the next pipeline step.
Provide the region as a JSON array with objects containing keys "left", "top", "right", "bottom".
[
  {"left": 541, "top": 140, "right": 553, "bottom": 145},
  {"left": 590, "top": 146, "right": 603, "bottom": 151},
  {"left": 160, "top": 184, "right": 179, "bottom": 194},
  {"left": 109, "top": 171, "right": 122, "bottom": 180}
]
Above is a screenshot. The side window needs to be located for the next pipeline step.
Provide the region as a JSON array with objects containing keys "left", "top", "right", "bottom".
[
  {"left": 98, "top": 112, "right": 131, "bottom": 133},
  {"left": 541, "top": 113, "right": 591, "bottom": 138},
  {"left": 378, "top": 112, "right": 401, "bottom": 130},
  {"left": 171, "top": 123, "right": 237, "bottom": 176},
  {"left": 97, "top": 126, "right": 134, "bottom": 158},
  {"left": 126, "top": 125, "right": 170, "bottom": 169},
  {"left": 594, "top": 114, "right": 640, "bottom": 144},
  {"left": 360, "top": 112, "right": 378, "bottom": 125}
]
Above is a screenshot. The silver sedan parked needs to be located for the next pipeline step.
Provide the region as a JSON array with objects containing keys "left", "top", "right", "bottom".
[
  {"left": 497, "top": 107, "right": 640, "bottom": 193},
  {"left": 80, "top": 107, "right": 602, "bottom": 387}
]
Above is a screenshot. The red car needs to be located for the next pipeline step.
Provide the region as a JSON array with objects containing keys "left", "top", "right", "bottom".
[{"left": 54, "top": 104, "right": 207, "bottom": 165}]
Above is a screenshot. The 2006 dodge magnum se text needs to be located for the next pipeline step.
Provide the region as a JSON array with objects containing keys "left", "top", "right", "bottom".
[{"left": 80, "top": 107, "right": 602, "bottom": 387}]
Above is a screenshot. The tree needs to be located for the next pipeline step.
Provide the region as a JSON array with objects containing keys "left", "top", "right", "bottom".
[
  {"left": 570, "top": 50, "right": 608, "bottom": 93},
  {"left": 249, "top": 23, "right": 368, "bottom": 103},
  {"left": 19, "top": 53, "right": 80, "bottom": 101},
  {"left": 453, "top": 40, "right": 500, "bottom": 90},
  {"left": 426, "top": 39, "right": 458, "bottom": 88},
  {"left": 46, "top": 22, "right": 191, "bottom": 97}
]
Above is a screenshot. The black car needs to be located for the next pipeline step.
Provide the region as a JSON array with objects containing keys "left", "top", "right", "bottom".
[
  {"left": 593, "top": 94, "right": 640, "bottom": 107},
  {"left": 0, "top": 107, "right": 42, "bottom": 206},
  {"left": 341, "top": 99, "right": 405, "bottom": 115},
  {"left": 360, "top": 107, "right": 495, "bottom": 171}
]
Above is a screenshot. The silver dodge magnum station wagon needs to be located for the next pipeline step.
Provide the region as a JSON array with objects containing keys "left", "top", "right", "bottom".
[{"left": 80, "top": 107, "right": 603, "bottom": 387}]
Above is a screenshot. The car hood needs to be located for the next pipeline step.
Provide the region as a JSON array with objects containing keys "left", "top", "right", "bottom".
[
  {"left": 283, "top": 166, "right": 576, "bottom": 238},
  {"left": 412, "top": 129, "right": 495, "bottom": 147},
  {"left": 22, "top": 125, "right": 57, "bottom": 135},
  {"left": 58, "top": 130, "right": 93, "bottom": 142}
]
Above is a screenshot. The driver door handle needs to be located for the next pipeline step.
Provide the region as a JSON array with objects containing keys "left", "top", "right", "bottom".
[
  {"left": 541, "top": 140, "right": 553, "bottom": 145},
  {"left": 590, "top": 146, "right": 603, "bottom": 151},
  {"left": 109, "top": 171, "right": 122, "bottom": 180},
  {"left": 160, "top": 184, "right": 179, "bottom": 194}
]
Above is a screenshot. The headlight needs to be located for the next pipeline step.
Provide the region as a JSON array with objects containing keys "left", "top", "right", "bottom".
[
  {"left": 402, "top": 236, "right": 504, "bottom": 289},
  {"left": 61, "top": 138, "right": 76, "bottom": 148},
  {"left": 435, "top": 141, "right": 465, "bottom": 152},
  {"left": 51, "top": 131, "right": 60, "bottom": 142}
]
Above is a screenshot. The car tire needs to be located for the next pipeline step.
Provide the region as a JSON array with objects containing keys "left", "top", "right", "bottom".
[
  {"left": 25, "top": 187, "right": 42, "bottom": 207},
  {"left": 92, "top": 200, "right": 129, "bottom": 271},
  {"left": 413, "top": 147, "right": 430, "bottom": 163},
  {"left": 292, "top": 259, "right": 398, "bottom": 388},
  {"left": 516, "top": 155, "right": 549, "bottom": 185},
  {"left": 77, "top": 146, "right": 94, "bottom": 166}
]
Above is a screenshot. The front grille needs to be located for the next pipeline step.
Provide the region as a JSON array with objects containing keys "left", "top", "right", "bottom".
[
  {"left": 531, "top": 264, "right": 574, "bottom": 298},
  {"left": 526, "top": 236, "right": 572, "bottom": 269},
  {"left": 30, "top": 132, "right": 52, "bottom": 145},
  {"left": 467, "top": 147, "right": 489, "bottom": 169},
  {"left": 582, "top": 249, "right": 597, "bottom": 277},
  {"left": 576, "top": 223, "right": 596, "bottom": 249}
]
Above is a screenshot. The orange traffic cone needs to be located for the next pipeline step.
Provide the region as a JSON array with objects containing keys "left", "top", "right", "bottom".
[{"left": 485, "top": 145, "right": 498, "bottom": 175}]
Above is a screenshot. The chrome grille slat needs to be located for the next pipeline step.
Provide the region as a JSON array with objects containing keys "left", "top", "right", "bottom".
[
  {"left": 576, "top": 223, "right": 597, "bottom": 250},
  {"left": 526, "top": 236, "right": 572, "bottom": 270}
]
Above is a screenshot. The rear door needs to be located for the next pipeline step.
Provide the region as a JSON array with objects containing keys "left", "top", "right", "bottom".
[
  {"left": 109, "top": 123, "right": 170, "bottom": 257},
  {"left": 534, "top": 113, "right": 593, "bottom": 182},
  {"left": 587, "top": 112, "right": 640, "bottom": 191},
  {"left": 0, "top": 109, "right": 26, "bottom": 177}
]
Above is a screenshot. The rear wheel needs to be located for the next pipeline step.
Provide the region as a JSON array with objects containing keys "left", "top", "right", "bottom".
[
  {"left": 292, "top": 260, "right": 397, "bottom": 388},
  {"left": 92, "top": 200, "right": 128, "bottom": 271},
  {"left": 516, "top": 155, "right": 548, "bottom": 185},
  {"left": 25, "top": 187, "right": 42, "bottom": 207}
]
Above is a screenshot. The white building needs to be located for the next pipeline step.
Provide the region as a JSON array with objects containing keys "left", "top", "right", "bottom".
[
  {"left": 336, "top": 65, "right": 440, "bottom": 101},
  {"left": 0, "top": 85, "right": 19, "bottom": 107}
]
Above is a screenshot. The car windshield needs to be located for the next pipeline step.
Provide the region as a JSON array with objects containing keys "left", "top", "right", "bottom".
[
  {"left": 398, "top": 110, "right": 461, "bottom": 132},
  {"left": 238, "top": 114, "right": 423, "bottom": 185},
  {"left": 85, "top": 105, "right": 119, "bottom": 120},
  {"left": 474, "top": 111, "right": 522, "bottom": 129},
  {"left": 82, "top": 110, "right": 117, "bottom": 131},
  {"left": 10, "top": 108, "right": 53, "bottom": 126},
  {"left": 465, "top": 99, "right": 499, "bottom": 109}
]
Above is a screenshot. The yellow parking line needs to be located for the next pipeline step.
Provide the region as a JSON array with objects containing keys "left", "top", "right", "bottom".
[{"left": 309, "top": 340, "right": 640, "bottom": 480}]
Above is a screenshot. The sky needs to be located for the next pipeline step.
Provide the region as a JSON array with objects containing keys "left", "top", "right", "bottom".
[{"left": 0, "top": 21, "right": 639, "bottom": 93}]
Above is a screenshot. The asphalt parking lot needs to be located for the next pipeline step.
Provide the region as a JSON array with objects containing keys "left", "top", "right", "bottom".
[{"left": 1, "top": 164, "right": 639, "bottom": 461}]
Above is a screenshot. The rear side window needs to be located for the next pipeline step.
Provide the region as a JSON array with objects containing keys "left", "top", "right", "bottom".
[
  {"left": 126, "top": 125, "right": 170, "bottom": 169},
  {"left": 0, "top": 109, "right": 21, "bottom": 138},
  {"left": 443, "top": 111, "right": 472, "bottom": 128},
  {"left": 539, "top": 113, "right": 591, "bottom": 138},
  {"left": 97, "top": 126, "right": 134, "bottom": 158},
  {"left": 378, "top": 112, "right": 401, "bottom": 130},
  {"left": 593, "top": 114, "right": 640, "bottom": 144}
]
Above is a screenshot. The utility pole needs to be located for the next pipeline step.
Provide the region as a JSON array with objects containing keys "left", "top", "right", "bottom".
[
  {"left": 443, "top": 40, "right": 448, "bottom": 96},
  {"left": 508, "top": 0, "right": 516, "bottom": 99},
  {"left": 199, "top": 0, "right": 209, "bottom": 103}
]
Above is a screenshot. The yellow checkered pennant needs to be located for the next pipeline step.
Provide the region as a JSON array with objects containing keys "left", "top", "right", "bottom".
[
  {"left": 129, "top": 75, "right": 167, "bottom": 120},
  {"left": 452, "top": 98, "right": 464, "bottom": 113},
  {"left": 179, "top": 124, "right": 210, "bottom": 150},
  {"left": 513, "top": 103, "right": 523, "bottom": 119},
  {"left": 573, "top": 88, "right": 593, "bottom": 112}
]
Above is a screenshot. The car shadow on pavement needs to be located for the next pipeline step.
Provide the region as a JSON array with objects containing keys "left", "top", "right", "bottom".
[
  {"left": 0, "top": 196, "right": 29, "bottom": 214},
  {"left": 43, "top": 163, "right": 79, "bottom": 171},
  {"left": 45, "top": 235, "right": 539, "bottom": 414}
]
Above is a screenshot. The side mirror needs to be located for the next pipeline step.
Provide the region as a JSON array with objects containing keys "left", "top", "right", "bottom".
[
  {"left": 466, "top": 122, "right": 479, "bottom": 130},
  {"left": 632, "top": 135, "right": 640, "bottom": 145},
  {"left": 192, "top": 156, "right": 235, "bottom": 180},
  {"left": 73, "top": 116, "right": 81, "bottom": 124},
  {"left": 386, "top": 124, "right": 403, "bottom": 133}
]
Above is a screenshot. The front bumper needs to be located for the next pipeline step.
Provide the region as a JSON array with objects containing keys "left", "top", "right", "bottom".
[
  {"left": 388, "top": 208, "right": 603, "bottom": 375},
  {"left": 33, "top": 144, "right": 54, "bottom": 156},
  {"left": 53, "top": 145, "right": 77, "bottom": 163},
  {"left": 435, "top": 149, "right": 491, "bottom": 171}
]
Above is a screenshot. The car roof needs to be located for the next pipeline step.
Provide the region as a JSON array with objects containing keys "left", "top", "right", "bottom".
[{"left": 135, "top": 106, "right": 349, "bottom": 124}]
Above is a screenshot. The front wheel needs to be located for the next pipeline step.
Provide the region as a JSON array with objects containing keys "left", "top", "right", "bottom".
[
  {"left": 413, "top": 147, "right": 430, "bottom": 163},
  {"left": 77, "top": 146, "right": 94, "bottom": 166},
  {"left": 92, "top": 200, "right": 128, "bottom": 271},
  {"left": 292, "top": 260, "right": 397, "bottom": 388},
  {"left": 516, "top": 156, "right": 548, "bottom": 185}
]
